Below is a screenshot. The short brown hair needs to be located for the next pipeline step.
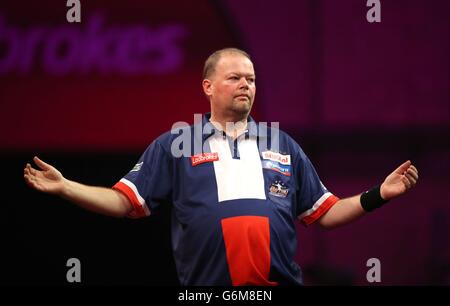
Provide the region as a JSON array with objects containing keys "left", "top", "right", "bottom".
[{"left": 202, "top": 48, "right": 252, "bottom": 79}]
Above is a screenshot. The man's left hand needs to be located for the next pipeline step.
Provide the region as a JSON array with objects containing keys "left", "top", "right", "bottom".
[{"left": 380, "top": 160, "right": 419, "bottom": 200}]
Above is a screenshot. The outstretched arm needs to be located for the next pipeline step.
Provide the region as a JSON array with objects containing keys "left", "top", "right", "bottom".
[
  {"left": 317, "top": 160, "right": 419, "bottom": 229},
  {"left": 24, "top": 156, "right": 133, "bottom": 218}
]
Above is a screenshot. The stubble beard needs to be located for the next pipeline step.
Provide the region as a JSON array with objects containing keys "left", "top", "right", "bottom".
[{"left": 230, "top": 97, "right": 253, "bottom": 117}]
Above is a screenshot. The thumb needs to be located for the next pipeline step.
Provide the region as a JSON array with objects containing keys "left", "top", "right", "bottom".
[
  {"left": 33, "top": 156, "right": 52, "bottom": 171},
  {"left": 393, "top": 160, "right": 411, "bottom": 175}
]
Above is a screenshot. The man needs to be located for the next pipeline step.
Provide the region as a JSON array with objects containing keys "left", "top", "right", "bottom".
[{"left": 23, "top": 48, "right": 419, "bottom": 285}]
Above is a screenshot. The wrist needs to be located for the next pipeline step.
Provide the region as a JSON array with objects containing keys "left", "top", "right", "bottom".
[
  {"left": 379, "top": 183, "right": 389, "bottom": 200},
  {"left": 360, "top": 185, "right": 390, "bottom": 212},
  {"left": 59, "top": 177, "right": 72, "bottom": 198}
]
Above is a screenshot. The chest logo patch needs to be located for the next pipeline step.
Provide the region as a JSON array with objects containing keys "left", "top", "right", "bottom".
[
  {"left": 262, "top": 151, "right": 291, "bottom": 165},
  {"left": 269, "top": 180, "right": 289, "bottom": 198},
  {"left": 191, "top": 152, "right": 219, "bottom": 166},
  {"left": 262, "top": 160, "right": 291, "bottom": 176}
]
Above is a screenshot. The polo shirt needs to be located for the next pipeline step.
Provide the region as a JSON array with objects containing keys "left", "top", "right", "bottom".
[{"left": 113, "top": 113, "right": 339, "bottom": 285}]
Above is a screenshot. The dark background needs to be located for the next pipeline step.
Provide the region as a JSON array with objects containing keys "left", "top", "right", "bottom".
[{"left": 1, "top": 0, "right": 449, "bottom": 285}]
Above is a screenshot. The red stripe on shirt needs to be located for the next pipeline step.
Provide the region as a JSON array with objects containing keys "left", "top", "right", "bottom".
[
  {"left": 301, "top": 194, "right": 340, "bottom": 226},
  {"left": 221, "top": 216, "right": 278, "bottom": 286},
  {"left": 112, "top": 181, "right": 146, "bottom": 218}
]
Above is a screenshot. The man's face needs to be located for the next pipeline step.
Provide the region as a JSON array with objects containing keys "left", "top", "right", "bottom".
[{"left": 203, "top": 53, "right": 256, "bottom": 118}]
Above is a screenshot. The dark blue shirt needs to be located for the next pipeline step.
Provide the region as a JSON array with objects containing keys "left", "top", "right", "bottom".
[{"left": 113, "top": 113, "right": 339, "bottom": 285}]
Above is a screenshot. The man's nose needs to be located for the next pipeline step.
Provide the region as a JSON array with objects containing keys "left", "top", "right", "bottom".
[{"left": 238, "top": 77, "right": 250, "bottom": 89}]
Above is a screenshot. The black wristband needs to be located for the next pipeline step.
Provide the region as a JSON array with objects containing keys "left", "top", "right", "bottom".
[{"left": 360, "top": 185, "right": 389, "bottom": 212}]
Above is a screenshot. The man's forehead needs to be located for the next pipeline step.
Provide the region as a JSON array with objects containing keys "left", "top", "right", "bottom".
[{"left": 216, "top": 54, "right": 254, "bottom": 75}]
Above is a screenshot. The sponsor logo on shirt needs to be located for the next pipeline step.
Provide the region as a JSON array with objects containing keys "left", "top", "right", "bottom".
[
  {"left": 269, "top": 180, "right": 289, "bottom": 198},
  {"left": 191, "top": 152, "right": 219, "bottom": 166},
  {"left": 131, "top": 162, "right": 143, "bottom": 172},
  {"left": 262, "top": 160, "right": 291, "bottom": 176},
  {"left": 262, "top": 151, "right": 291, "bottom": 165}
]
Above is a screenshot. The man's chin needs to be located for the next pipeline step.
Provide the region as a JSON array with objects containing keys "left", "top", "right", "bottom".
[{"left": 231, "top": 103, "right": 252, "bottom": 116}]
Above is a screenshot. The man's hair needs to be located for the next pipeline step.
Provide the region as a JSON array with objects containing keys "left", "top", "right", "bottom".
[{"left": 202, "top": 48, "right": 252, "bottom": 79}]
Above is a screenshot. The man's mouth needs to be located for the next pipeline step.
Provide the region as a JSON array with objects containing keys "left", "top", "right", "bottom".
[{"left": 235, "top": 94, "right": 250, "bottom": 99}]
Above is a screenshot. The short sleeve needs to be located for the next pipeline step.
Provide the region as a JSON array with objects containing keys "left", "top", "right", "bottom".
[
  {"left": 294, "top": 148, "right": 339, "bottom": 226},
  {"left": 112, "top": 140, "right": 172, "bottom": 218}
]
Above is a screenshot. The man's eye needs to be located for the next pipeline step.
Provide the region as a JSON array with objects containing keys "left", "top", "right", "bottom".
[{"left": 230, "top": 76, "right": 239, "bottom": 80}]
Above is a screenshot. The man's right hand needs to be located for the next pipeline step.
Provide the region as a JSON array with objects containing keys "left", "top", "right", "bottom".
[
  {"left": 24, "top": 156, "right": 66, "bottom": 195},
  {"left": 23, "top": 156, "right": 133, "bottom": 217}
]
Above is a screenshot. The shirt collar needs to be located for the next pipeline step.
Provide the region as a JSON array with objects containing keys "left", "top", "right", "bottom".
[{"left": 201, "top": 112, "right": 261, "bottom": 141}]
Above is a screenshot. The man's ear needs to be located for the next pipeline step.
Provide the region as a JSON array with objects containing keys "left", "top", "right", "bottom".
[{"left": 202, "top": 79, "right": 213, "bottom": 97}]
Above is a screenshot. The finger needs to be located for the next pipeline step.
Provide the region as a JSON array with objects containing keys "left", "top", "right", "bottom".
[
  {"left": 407, "top": 168, "right": 419, "bottom": 181},
  {"left": 406, "top": 172, "right": 417, "bottom": 185},
  {"left": 33, "top": 156, "right": 51, "bottom": 171},
  {"left": 402, "top": 176, "right": 412, "bottom": 189},
  {"left": 395, "top": 160, "right": 412, "bottom": 175},
  {"left": 409, "top": 165, "right": 418, "bottom": 175},
  {"left": 24, "top": 164, "right": 33, "bottom": 176},
  {"left": 405, "top": 172, "right": 417, "bottom": 185},
  {"left": 24, "top": 168, "right": 32, "bottom": 177},
  {"left": 24, "top": 173, "right": 35, "bottom": 183},
  {"left": 27, "top": 164, "right": 37, "bottom": 176}
]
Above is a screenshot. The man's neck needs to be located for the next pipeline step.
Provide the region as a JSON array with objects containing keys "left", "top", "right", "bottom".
[{"left": 209, "top": 114, "right": 248, "bottom": 139}]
